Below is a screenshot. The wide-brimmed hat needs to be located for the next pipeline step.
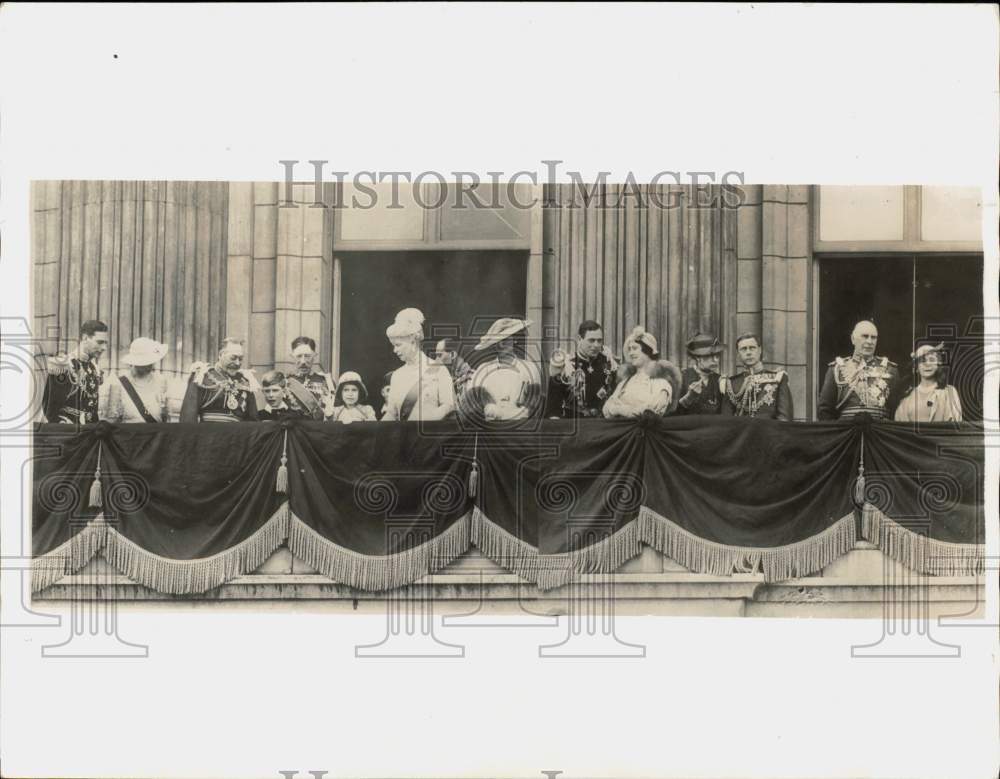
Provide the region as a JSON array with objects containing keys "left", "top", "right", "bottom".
[
  {"left": 336, "top": 370, "right": 369, "bottom": 402},
  {"left": 122, "top": 337, "right": 168, "bottom": 366},
  {"left": 625, "top": 326, "right": 659, "bottom": 358},
  {"left": 912, "top": 342, "right": 945, "bottom": 361},
  {"left": 686, "top": 333, "right": 725, "bottom": 357},
  {"left": 474, "top": 318, "right": 531, "bottom": 351}
]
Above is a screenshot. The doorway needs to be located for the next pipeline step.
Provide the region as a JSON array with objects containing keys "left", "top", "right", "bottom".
[
  {"left": 336, "top": 250, "right": 529, "bottom": 397},
  {"left": 818, "top": 255, "right": 984, "bottom": 421}
]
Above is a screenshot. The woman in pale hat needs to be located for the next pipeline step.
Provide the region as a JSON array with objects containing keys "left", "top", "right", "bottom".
[
  {"left": 100, "top": 337, "right": 170, "bottom": 423},
  {"left": 330, "top": 371, "right": 378, "bottom": 424},
  {"left": 602, "top": 327, "right": 679, "bottom": 418},
  {"left": 467, "top": 317, "right": 542, "bottom": 421},
  {"left": 894, "top": 343, "right": 963, "bottom": 422},
  {"left": 381, "top": 308, "right": 456, "bottom": 421}
]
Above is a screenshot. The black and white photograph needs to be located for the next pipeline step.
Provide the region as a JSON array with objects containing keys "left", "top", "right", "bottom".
[{"left": 1, "top": 5, "right": 997, "bottom": 779}]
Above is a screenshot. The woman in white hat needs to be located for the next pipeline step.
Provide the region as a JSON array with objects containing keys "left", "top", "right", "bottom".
[
  {"left": 99, "top": 337, "right": 170, "bottom": 423},
  {"left": 602, "top": 327, "right": 678, "bottom": 418},
  {"left": 468, "top": 317, "right": 542, "bottom": 421},
  {"left": 330, "top": 371, "right": 377, "bottom": 424},
  {"left": 381, "top": 309, "right": 456, "bottom": 421},
  {"left": 894, "top": 343, "right": 963, "bottom": 422}
]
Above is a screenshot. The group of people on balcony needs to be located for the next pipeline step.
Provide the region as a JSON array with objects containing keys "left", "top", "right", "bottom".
[{"left": 42, "top": 314, "right": 963, "bottom": 426}]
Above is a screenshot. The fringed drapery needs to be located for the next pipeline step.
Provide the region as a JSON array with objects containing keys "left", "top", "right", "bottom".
[{"left": 32, "top": 418, "right": 984, "bottom": 595}]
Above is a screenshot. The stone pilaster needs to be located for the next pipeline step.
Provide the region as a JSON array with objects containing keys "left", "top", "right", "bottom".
[
  {"left": 761, "top": 185, "right": 811, "bottom": 420},
  {"left": 274, "top": 183, "right": 334, "bottom": 374}
]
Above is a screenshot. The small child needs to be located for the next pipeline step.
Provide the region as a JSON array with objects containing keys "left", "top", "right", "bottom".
[
  {"left": 378, "top": 371, "right": 393, "bottom": 420},
  {"left": 259, "top": 370, "right": 305, "bottom": 421},
  {"left": 330, "top": 371, "right": 377, "bottom": 424}
]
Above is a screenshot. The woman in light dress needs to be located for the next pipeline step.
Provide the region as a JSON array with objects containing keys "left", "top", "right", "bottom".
[
  {"left": 894, "top": 343, "right": 963, "bottom": 423},
  {"left": 100, "top": 337, "right": 171, "bottom": 423},
  {"left": 467, "top": 318, "right": 542, "bottom": 421},
  {"left": 381, "top": 308, "right": 456, "bottom": 421},
  {"left": 602, "top": 327, "right": 682, "bottom": 418}
]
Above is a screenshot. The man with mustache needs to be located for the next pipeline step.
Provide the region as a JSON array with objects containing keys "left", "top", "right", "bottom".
[
  {"left": 818, "top": 320, "right": 900, "bottom": 421},
  {"left": 287, "top": 335, "right": 335, "bottom": 420},
  {"left": 676, "top": 333, "right": 728, "bottom": 416},
  {"left": 180, "top": 337, "right": 259, "bottom": 422}
]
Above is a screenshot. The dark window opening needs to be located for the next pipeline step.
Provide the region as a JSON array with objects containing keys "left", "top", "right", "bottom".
[
  {"left": 337, "top": 250, "right": 528, "bottom": 397},
  {"left": 818, "top": 255, "right": 985, "bottom": 421}
]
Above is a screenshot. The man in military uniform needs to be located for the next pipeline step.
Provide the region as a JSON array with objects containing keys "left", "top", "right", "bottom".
[
  {"left": 180, "top": 337, "right": 259, "bottom": 422},
  {"left": 433, "top": 338, "right": 474, "bottom": 401},
  {"left": 42, "top": 319, "right": 109, "bottom": 424},
  {"left": 544, "top": 320, "right": 619, "bottom": 418},
  {"left": 287, "top": 336, "right": 335, "bottom": 420},
  {"left": 723, "top": 333, "right": 793, "bottom": 420},
  {"left": 676, "top": 333, "right": 728, "bottom": 415},
  {"left": 818, "top": 320, "right": 900, "bottom": 421}
]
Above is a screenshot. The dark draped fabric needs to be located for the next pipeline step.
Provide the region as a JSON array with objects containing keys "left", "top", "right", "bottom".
[{"left": 31, "top": 417, "right": 984, "bottom": 593}]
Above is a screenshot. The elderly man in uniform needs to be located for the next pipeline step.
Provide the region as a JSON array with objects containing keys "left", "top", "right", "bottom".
[
  {"left": 180, "top": 337, "right": 259, "bottom": 422},
  {"left": 818, "top": 320, "right": 900, "bottom": 421},
  {"left": 42, "top": 319, "right": 109, "bottom": 424},
  {"left": 722, "top": 333, "right": 793, "bottom": 420},
  {"left": 676, "top": 333, "right": 728, "bottom": 415},
  {"left": 287, "top": 335, "right": 336, "bottom": 420},
  {"left": 544, "top": 319, "right": 619, "bottom": 418}
]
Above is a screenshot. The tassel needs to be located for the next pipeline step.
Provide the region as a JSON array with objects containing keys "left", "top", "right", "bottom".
[
  {"left": 275, "top": 430, "right": 289, "bottom": 494},
  {"left": 88, "top": 442, "right": 103, "bottom": 508},
  {"left": 852, "top": 431, "right": 866, "bottom": 507},
  {"left": 468, "top": 462, "right": 479, "bottom": 498},
  {"left": 468, "top": 433, "right": 479, "bottom": 498}
]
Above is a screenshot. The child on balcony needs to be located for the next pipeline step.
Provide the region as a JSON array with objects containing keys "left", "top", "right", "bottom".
[
  {"left": 330, "top": 371, "right": 377, "bottom": 424},
  {"left": 258, "top": 370, "right": 301, "bottom": 421}
]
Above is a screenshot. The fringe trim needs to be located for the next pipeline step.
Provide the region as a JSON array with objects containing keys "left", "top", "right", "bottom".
[
  {"left": 535, "top": 518, "right": 644, "bottom": 591},
  {"left": 469, "top": 506, "right": 539, "bottom": 583},
  {"left": 100, "top": 504, "right": 290, "bottom": 595},
  {"left": 860, "top": 503, "right": 984, "bottom": 577},
  {"left": 287, "top": 511, "right": 472, "bottom": 591},
  {"left": 31, "top": 516, "right": 109, "bottom": 593},
  {"left": 639, "top": 506, "right": 858, "bottom": 582}
]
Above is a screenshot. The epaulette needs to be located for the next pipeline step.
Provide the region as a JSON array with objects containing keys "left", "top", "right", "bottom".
[
  {"left": 46, "top": 353, "right": 70, "bottom": 376},
  {"left": 830, "top": 356, "right": 845, "bottom": 367},
  {"left": 188, "top": 361, "right": 210, "bottom": 385}
]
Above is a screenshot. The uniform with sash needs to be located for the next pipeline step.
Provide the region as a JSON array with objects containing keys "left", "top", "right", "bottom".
[
  {"left": 724, "top": 367, "right": 793, "bottom": 420},
  {"left": 179, "top": 365, "right": 259, "bottom": 422},
  {"left": 545, "top": 348, "right": 619, "bottom": 418},
  {"left": 289, "top": 368, "right": 336, "bottom": 419},
  {"left": 42, "top": 353, "right": 103, "bottom": 424},
  {"left": 818, "top": 355, "right": 899, "bottom": 421}
]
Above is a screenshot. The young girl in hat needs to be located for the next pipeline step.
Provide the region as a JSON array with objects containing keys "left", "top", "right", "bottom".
[
  {"left": 894, "top": 343, "right": 963, "bottom": 422},
  {"left": 602, "top": 327, "right": 680, "bottom": 418},
  {"left": 330, "top": 371, "right": 378, "bottom": 424}
]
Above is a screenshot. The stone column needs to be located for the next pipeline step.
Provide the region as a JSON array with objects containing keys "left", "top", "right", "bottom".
[
  {"left": 274, "top": 184, "right": 334, "bottom": 373},
  {"left": 761, "top": 185, "right": 811, "bottom": 420},
  {"left": 736, "top": 185, "right": 763, "bottom": 344}
]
